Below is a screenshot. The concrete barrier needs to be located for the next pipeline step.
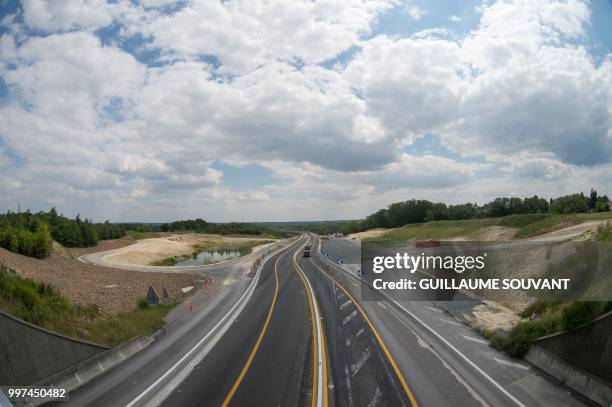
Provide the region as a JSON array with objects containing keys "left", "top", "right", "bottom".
[
  {"left": 525, "top": 346, "right": 611, "bottom": 406},
  {"left": 525, "top": 311, "right": 612, "bottom": 406},
  {"left": 0, "top": 310, "right": 107, "bottom": 386},
  {"left": 30, "top": 335, "right": 154, "bottom": 406}
]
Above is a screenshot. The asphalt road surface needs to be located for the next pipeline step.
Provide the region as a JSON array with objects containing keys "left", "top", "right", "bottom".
[{"left": 43, "top": 234, "right": 589, "bottom": 407}]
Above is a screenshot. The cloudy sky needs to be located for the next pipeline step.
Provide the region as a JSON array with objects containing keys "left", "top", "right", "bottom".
[{"left": 0, "top": 0, "right": 611, "bottom": 222}]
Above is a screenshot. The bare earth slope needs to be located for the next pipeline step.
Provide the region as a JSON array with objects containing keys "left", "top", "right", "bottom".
[{"left": 0, "top": 244, "right": 198, "bottom": 314}]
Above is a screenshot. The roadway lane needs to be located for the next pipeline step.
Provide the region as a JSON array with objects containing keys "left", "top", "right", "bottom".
[
  {"left": 318, "top": 237, "right": 587, "bottom": 407},
  {"left": 52, "top": 239, "right": 301, "bottom": 407},
  {"left": 162, "top": 244, "right": 312, "bottom": 407},
  {"left": 298, "top": 239, "right": 415, "bottom": 407}
]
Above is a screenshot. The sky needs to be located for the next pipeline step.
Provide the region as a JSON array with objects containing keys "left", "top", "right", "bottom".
[{"left": 0, "top": 0, "right": 611, "bottom": 222}]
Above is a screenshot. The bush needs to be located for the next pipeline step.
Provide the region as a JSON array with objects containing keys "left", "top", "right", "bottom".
[
  {"left": 518, "top": 300, "right": 564, "bottom": 318},
  {"left": 561, "top": 302, "right": 603, "bottom": 330},
  {"left": 597, "top": 221, "right": 611, "bottom": 241},
  {"left": 137, "top": 297, "right": 149, "bottom": 309}
]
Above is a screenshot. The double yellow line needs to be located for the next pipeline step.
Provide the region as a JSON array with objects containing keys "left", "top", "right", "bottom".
[
  {"left": 292, "top": 246, "right": 329, "bottom": 407},
  {"left": 308, "top": 254, "right": 419, "bottom": 407},
  {"left": 222, "top": 238, "right": 329, "bottom": 407}
]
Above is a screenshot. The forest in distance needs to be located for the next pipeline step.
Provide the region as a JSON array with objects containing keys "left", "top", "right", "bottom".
[{"left": 0, "top": 189, "right": 608, "bottom": 259}]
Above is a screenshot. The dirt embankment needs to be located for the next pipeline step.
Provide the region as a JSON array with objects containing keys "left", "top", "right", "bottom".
[
  {"left": 103, "top": 233, "right": 274, "bottom": 266},
  {"left": 67, "top": 236, "right": 136, "bottom": 257},
  {"left": 348, "top": 228, "right": 390, "bottom": 240},
  {"left": 0, "top": 244, "right": 199, "bottom": 314}
]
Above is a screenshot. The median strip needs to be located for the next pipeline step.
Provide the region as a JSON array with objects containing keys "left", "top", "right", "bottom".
[{"left": 292, "top": 242, "right": 329, "bottom": 407}]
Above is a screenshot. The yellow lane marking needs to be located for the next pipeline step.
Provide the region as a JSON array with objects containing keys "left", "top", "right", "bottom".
[
  {"left": 308, "top": 255, "right": 420, "bottom": 407},
  {"left": 221, "top": 253, "right": 283, "bottom": 407},
  {"left": 292, "top": 245, "right": 329, "bottom": 407}
]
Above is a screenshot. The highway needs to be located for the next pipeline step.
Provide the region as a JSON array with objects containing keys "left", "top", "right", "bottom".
[{"left": 48, "top": 235, "right": 590, "bottom": 407}]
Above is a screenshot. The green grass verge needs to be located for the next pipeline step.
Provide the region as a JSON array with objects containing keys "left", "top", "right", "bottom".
[
  {"left": 485, "top": 300, "right": 612, "bottom": 357},
  {"left": 191, "top": 239, "right": 274, "bottom": 256},
  {"left": 368, "top": 212, "right": 612, "bottom": 244},
  {"left": 0, "top": 265, "right": 177, "bottom": 347},
  {"left": 368, "top": 218, "right": 499, "bottom": 244},
  {"left": 150, "top": 256, "right": 180, "bottom": 266},
  {"left": 127, "top": 230, "right": 162, "bottom": 239}
]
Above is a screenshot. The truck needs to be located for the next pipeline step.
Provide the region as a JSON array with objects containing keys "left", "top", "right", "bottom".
[{"left": 303, "top": 247, "right": 311, "bottom": 257}]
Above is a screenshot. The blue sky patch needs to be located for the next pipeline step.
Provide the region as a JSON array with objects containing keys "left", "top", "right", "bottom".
[{"left": 211, "top": 161, "right": 281, "bottom": 190}]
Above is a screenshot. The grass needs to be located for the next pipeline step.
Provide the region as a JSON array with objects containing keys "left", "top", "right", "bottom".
[
  {"left": 191, "top": 239, "right": 274, "bottom": 257},
  {"left": 597, "top": 221, "right": 612, "bottom": 241},
  {"left": 148, "top": 240, "right": 274, "bottom": 266},
  {"left": 368, "top": 212, "right": 612, "bottom": 244},
  {"left": 0, "top": 265, "right": 177, "bottom": 346},
  {"left": 127, "top": 230, "right": 162, "bottom": 240},
  {"left": 150, "top": 256, "right": 179, "bottom": 266},
  {"left": 368, "top": 218, "right": 499, "bottom": 244},
  {"left": 485, "top": 300, "right": 612, "bottom": 357}
]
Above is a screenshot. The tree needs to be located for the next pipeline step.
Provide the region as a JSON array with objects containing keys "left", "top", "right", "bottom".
[{"left": 589, "top": 188, "right": 598, "bottom": 210}]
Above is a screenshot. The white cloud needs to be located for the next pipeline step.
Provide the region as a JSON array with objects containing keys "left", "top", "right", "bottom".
[
  {"left": 0, "top": 0, "right": 610, "bottom": 222},
  {"left": 403, "top": 4, "right": 425, "bottom": 21},
  {"left": 124, "top": 0, "right": 395, "bottom": 74},
  {"left": 21, "top": 0, "right": 117, "bottom": 32},
  {"left": 449, "top": 15, "right": 461, "bottom": 22}
]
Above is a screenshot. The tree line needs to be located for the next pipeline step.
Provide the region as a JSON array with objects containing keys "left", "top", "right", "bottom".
[
  {"left": 340, "top": 189, "right": 610, "bottom": 235},
  {"left": 160, "top": 218, "right": 286, "bottom": 237},
  {"left": 0, "top": 209, "right": 126, "bottom": 258}
]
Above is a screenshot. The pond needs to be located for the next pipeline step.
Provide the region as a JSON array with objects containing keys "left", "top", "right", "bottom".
[{"left": 176, "top": 249, "right": 243, "bottom": 266}]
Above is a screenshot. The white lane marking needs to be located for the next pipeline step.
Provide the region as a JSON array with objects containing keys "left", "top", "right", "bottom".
[
  {"left": 439, "top": 318, "right": 462, "bottom": 326},
  {"left": 293, "top": 246, "right": 326, "bottom": 407},
  {"left": 378, "top": 302, "right": 387, "bottom": 309},
  {"left": 346, "top": 338, "right": 352, "bottom": 347},
  {"left": 494, "top": 358, "right": 530, "bottom": 370},
  {"left": 355, "top": 328, "right": 364, "bottom": 338},
  {"left": 366, "top": 386, "right": 382, "bottom": 407},
  {"left": 340, "top": 300, "right": 352, "bottom": 310},
  {"left": 127, "top": 239, "right": 300, "bottom": 407},
  {"left": 315, "top": 244, "right": 526, "bottom": 407},
  {"left": 343, "top": 310, "right": 358, "bottom": 325},
  {"left": 424, "top": 305, "right": 442, "bottom": 313},
  {"left": 350, "top": 347, "right": 371, "bottom": 377},
  {"left": 344, "top": 365, "right": 354, "bottom": 407},
  {"left": 462, "top": 335, "right": 489, "bottom": 345}
]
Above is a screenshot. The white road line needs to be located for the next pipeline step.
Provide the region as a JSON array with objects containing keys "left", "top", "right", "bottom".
[
  {"left": 126, "top": 239, "right": 300, "bottom": 407},
  {"left": 439, "top": 318, "right": 462, "bottom": 326},
  {"left": 355, "top": 328, "right": 364, "bottom": 338},
  {"left": 461, "top": 335, "right": 489, "bottom": 345},
  {"left": 293, "top": 246, "right": 326, "bottom": 407},
  {"left": 494, "top": 358, "right": 530, "bottom": 370},
  {"left": 424, "top": 305, "right": 443, "bottom": 313},
  {"left": 378, "top": 302, "right": 387, "bottom": 309},
  {"left": 316, "top": 242, "right": 526, "bottom": 407},
  {"left": 340, "top": 300, "right": 352, "bottom": 309},
  {"left": 366, "top": 386, "right": 382, "bottom": 407},
  {"left": 344, "top": 365, "right": 354, "bottom": 407},
  {"left": 343, "top": 310, "right": 358, "bottom": 325},
  {"left": 350, "top": 347, "right": 371, "bottom": 377}
]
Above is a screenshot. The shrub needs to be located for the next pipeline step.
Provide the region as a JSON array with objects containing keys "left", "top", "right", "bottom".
[
  {"left": 561, "top": 301, "right": 602, "bottom": 330},
  {"left": 137, "top": 297, "right": 149, "bottom": 309}
]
